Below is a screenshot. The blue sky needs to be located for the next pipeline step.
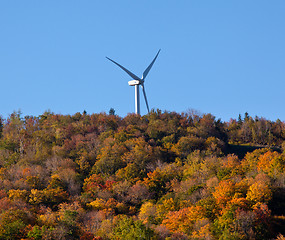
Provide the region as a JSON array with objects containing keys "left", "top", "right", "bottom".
[{"left": 1, "top": 1, "right": 285, "bottom": 121}]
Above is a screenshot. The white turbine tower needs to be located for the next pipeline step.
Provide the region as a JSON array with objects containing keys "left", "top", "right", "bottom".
[{"left": 106, "top": 49, "right": 160, "bottom": 115}]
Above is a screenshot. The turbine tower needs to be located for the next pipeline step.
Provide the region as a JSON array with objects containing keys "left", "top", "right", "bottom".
[{"left": 106, "top": 49, "right": 160, "bottom": 115}]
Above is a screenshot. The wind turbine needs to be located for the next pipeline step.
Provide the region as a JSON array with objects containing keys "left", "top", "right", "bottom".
[{"left": 106, "top": 49, "right": 160, "bottom": 115}]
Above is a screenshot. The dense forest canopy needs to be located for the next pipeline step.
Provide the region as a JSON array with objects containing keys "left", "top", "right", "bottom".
[{"left": 0, "top": 110, "right": 285, "bottom": 239}]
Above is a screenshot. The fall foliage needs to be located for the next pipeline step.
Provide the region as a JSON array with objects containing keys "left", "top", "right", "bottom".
[{"left": 0, "top": 110, "right": 284, "bottom": 239}]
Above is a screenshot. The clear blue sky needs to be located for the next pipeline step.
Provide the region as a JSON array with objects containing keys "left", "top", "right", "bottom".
[{"left": 1, "top": 1, "right": 285, "bottom": 121}]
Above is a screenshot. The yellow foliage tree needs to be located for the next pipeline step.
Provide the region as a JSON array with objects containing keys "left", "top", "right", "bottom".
[
  {"left": 138, "top": 201, "right": 157, "bottom": 224},
  {"left": 156, "top": 198, "right": 176, "bottom": 221},
  {"left": 257, "top": 151, "right": 284, "bottom": 177},
  {"left": 246, "top": 181, "right": 272, "bottom": 204},
  {"left": 8, "top": 189, "right": 28, "bottom": 202},
  {"left": 88, "top": 198, "right": 106, "bottom": 210}
]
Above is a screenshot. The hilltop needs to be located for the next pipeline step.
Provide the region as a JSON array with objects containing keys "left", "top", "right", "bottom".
[{"left": 0, "top": 110, "right": 285, "bottom": 239}]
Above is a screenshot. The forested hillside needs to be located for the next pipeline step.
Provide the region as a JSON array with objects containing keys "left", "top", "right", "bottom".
[{"left": 0, "top": 110, "right": 285, "bottom": 239}]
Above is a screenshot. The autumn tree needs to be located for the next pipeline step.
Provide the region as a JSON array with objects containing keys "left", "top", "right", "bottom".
[{"left": 111, "top": 216, "right": 155, "bottom": 240}]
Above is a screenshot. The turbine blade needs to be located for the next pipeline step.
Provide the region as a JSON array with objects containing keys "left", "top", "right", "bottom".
[
  {"left": 142, "top": 49, "right": 161, "bottom": 80},
  {"left": 141, "top": 84, "right": 150, "bottom": 113},
  {"left": 106, "top": 57, "right": 141, "bottom": 81}
]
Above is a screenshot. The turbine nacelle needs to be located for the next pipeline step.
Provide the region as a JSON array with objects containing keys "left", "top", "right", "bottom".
[{"left": 128, "top": 80, "right": 141, "bottom": 86}]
